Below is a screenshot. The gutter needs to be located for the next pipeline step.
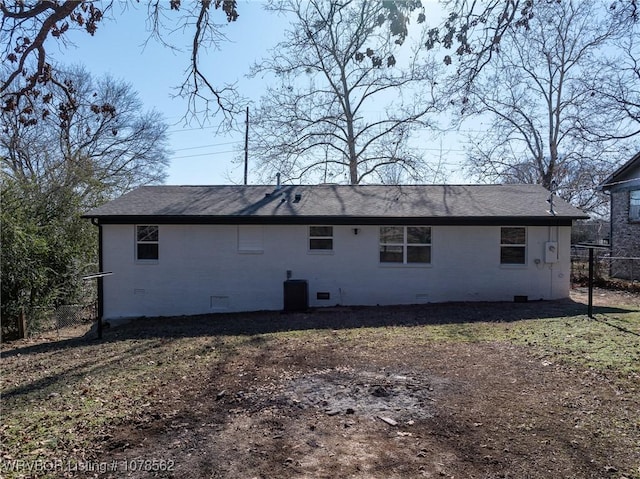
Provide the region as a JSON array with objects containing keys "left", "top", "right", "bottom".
[{"left": 82, "top": 215, "right": 587, "bottom": 227}]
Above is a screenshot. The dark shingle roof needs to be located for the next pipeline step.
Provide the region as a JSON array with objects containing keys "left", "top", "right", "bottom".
[{"left": 84, "top": 184, "right": 588, "bottom": 225}]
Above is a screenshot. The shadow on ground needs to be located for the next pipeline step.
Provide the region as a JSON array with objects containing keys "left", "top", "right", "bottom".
[{"left": 1, "top": 296, "right": 632, "bottom": 359}]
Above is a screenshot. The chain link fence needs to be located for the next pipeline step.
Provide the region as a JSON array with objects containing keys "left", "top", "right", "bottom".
[
  {"left": 51, "top": 275, "right": 99, "bottom": 338},
  {"left": 571, "top": 246, "right": 640, "bottom": 285},
  {"left": 608, "top": 257, "right": 640, "bottom": 281},
  {"left": 23, "top": 303, "right": 97, "bottom": 339},
  {"left": 1, "top": 303, "right": 97, "bottom": 341},
  {"left": 53, "top": 302, "right": 97, "bottom": 337},
  {"left": 2, "top": 275, "right": 98, "bottom": 340}
]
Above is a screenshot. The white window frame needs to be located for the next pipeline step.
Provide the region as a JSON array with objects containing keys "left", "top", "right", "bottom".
[
  {"left": 379, "top": 226, "right": 432, "bottom": 265},
  {"left": 630, "top": 190, "right": 640, "bottom": 221},
  {"left": 136, "top": 225, "right": 159, "bottom": 262},
  {"left": 500, "top": 226, "right": 527, "bottom": 265},
  {"left": 308, "top": 226, "right": 334, "bottom": 252}
]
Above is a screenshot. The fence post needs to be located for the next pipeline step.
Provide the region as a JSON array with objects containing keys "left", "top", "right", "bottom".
[{"left": 588, "top": 248, "right": 594, "bottom": 319}]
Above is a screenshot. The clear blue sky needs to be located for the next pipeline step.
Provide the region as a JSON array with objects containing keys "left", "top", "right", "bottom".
[{"left": 60, "top": 1, "right": 468, "bottom": 185}]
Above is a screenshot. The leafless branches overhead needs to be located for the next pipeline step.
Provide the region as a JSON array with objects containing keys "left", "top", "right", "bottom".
[{"left": 1, "top": 1, "right": 241, "bottom": 127}]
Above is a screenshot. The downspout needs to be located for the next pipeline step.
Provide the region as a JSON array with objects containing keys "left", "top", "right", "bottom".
[
  {"left": 605, "top": 190, "right": 612, "bottom": 249},
  {"left": 91, "top": 218, "right": 104, "bottom": 340},
  {"left": 606, "top": 190, "right": 613, "bottom": 279},
  {"left": 548, "top": 225, "right": 553, "bottom": 299}
]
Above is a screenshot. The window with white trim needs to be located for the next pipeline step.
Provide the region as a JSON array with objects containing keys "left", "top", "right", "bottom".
[
  {"left": 309, "top": 226, "right": 333, "bottom": 250},
  {"left": 630, "top": 190, "right": 640, "bottom": 221},
  {"left": 500, "top": 227, "right": 526, "bottom": 264},
  {"left": 136, "top": 225, "right": 159, "bottom": 260},
  {"left": 380, "top": 226, "right": 431, "bottom": 264}
]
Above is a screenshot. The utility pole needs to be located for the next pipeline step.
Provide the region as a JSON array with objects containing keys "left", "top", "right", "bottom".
[{"left": 244, "top": 106, "right": 249, "bottom": 185}]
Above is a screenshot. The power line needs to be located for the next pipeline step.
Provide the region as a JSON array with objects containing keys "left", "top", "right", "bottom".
[
  {"left": 172, "top": 140, "right": 241, "bottom": 153},
  {"left": 171, "top": 149, "right": 238, "bottom": 160},
  {"left": 413, "top": 146, "right": 468, "bottom": 153},
  {"left": 166, "top": 125, "right": 218, "bottom": 134}
]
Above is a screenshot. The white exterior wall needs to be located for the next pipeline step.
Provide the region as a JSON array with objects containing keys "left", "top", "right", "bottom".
[{"left": 101, "top": 223, "right": 572, "bottom": 319}]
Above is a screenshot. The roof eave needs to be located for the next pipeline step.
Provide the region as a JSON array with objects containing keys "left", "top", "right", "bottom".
[
  {"left": 83, "top": 214, "right": 587, "bottom": 226},
  {"left": 599, "top": 151, "right": 640, "bottom": 191}
]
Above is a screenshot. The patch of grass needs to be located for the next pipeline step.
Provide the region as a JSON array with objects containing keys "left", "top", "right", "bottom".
[
  {"left": 0, "top": 335, "right": 233, "bottom": 478},
  {"left": 1, "top": 303, "right": 638, "bottom": 478},
  {"left": 282, "top": 308, "right": 640, "bottom": 379},
  {"left": 492, "top": 312, "right": 640, "bottom": 378}
]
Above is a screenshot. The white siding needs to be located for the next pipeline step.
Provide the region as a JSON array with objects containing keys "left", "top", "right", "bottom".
[{"left": 101, "top": 224, "right": 572, "bottom": 319}]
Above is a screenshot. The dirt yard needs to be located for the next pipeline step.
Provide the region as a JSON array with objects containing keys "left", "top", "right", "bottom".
[{"left": 1, "top": 288, "right": 639, "bottom": 479}]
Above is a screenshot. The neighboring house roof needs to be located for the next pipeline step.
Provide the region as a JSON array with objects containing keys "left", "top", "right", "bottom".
[
  {"left": 600, "top": 151, "right": 640, "bottom": 191},
  {"left": 83, "top": 184, "right": 588, "bottom": 226}
]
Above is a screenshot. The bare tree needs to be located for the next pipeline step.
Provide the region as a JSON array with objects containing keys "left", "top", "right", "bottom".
[
  {"left": 580, "top": 20, "right": 640, "bottom": 141},
  {"left": 0, "top": 0, "right": 564, "bottom": 132},
  {"left": 461, "top": 0, "right": 635, "bottom": 213},
  {"left": 144, "top": 0, "right": 242, "bottom": 124},
  {"left": 0, "top": 1, "right": 435, "bottom": 127},
  {"left": 249, "top": 0, "right": 446, "bottom": 185},
  {"left": 1, "top": 65, "right": 170, "bottom": 205},
  {"left": 0, "top": 0, "right": 241, "bottom": 126},
  {"left": 427, "top": 0, "right": 536, "bottom": 80}
]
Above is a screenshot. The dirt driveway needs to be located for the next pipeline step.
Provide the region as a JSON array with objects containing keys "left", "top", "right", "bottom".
[{"left": 89, "top": 290, "right": 639, "bottom": 479}]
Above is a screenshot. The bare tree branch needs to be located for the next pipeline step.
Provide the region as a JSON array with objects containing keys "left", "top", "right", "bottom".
[
  {"left": 462, "top": 0, "right": 636, "bottom": 213},
  {"left": 1, "top": 0, "right": 242, "bottom": 127},
  {"left": 249, "top": 0, "right": 446, "bottom": 185},
  {"left": 1, "top": 66, "right": 170, "bottom": 205}
]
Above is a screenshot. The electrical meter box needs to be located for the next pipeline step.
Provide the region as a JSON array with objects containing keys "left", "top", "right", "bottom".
[{"left": 544, "top": 241, "right": 559, "bottom": 263}]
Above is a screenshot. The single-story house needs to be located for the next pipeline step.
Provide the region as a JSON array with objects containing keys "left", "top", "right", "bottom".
[
  {"left": 83, "top": 184, "right": 588, "bottom": 320},
  {"left": 600, "top": 152, "right": 640, "bottom": 280}
]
